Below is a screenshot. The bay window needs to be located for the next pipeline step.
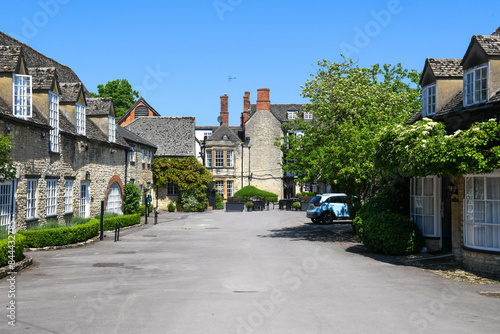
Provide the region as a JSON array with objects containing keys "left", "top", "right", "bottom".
[{"left": 410, "top": 177, "right": 440, "bottom": 237}]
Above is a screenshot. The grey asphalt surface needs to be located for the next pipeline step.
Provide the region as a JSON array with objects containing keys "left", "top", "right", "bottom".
[{"left": 1, "top": 210, "right": 500, "bottom": 334}]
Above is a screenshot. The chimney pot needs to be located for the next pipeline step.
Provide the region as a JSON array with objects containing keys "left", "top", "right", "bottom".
[
  {"left": 220, "top": 94, "right": 229, "bottom": 126},
  {"left": 256, "top": 88, "right": 270, "bottom": 111}
]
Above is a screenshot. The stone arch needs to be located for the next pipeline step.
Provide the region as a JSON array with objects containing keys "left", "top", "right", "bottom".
[{"left": 104, "top": 174, "right": 124, "bottom": 210}]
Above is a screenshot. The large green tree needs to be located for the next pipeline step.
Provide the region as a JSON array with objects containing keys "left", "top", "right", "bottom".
[
  {"left": 279, "top": 57, "right": 421, "bottom": 212},
  {"left": 91, "top": 79, "right": 139, "bottom": 119}
]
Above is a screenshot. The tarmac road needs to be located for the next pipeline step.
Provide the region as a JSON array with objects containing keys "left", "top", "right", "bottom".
[{"left": 1, "top": 210, "right": 499, "bottom": 334}]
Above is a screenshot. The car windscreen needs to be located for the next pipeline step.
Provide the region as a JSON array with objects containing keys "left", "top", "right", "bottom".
[{"left": 327, "top": 196, "right": 347, "bottom": 203}]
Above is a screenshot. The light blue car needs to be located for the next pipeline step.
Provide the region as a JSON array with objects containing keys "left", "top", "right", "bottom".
[{"left": 306, "top": 193, "right": 350, "bottom": 224}]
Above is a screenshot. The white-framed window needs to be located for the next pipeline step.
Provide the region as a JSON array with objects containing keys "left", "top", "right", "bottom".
[
  {"left": 64, "top": 180, "right": 73, "bottom": 213},
  {"left": 303, "top": 112, "right": 313, "bottom": 120},
  {"left": 12, "top": 74, "right": 32, "bottom": 119},
  {"left": 287, "top": 111, "right": 298, "bottom": 120},
  {"left": 227, "top": 150, "right": 234, "bottom": 168},
  {"left": 26, "top": 179, "right": 38, "bottom": 219},
  {"left": 49, "top": 91, "right": 60, "bottom": 152},
  {"left": 215, "top": 150, "right": 224, "bottom": 167},
  {"left": 105, "top": 183, "right": 122, "bottom": 214},
  {"left": 215, "top": 180, "right": 224, "bottom": 198},
  {"left": 130, "top": 147, "right": 135, "bottom": 162},
  {"left": 76, "top": 103, "right": 86, "bottom": 135},
  {"left": 46, "top": 180, "right": 57, "bottom": 216},
  {"left": 166, "top": 183, "right": 178, "bottom": 195},
  {"left": 410, "top": 176, "right": 440, "bottom": 237},
  {"left": 464, "top": 64, "right": 488, "bottom": 106},
  {"left": 0, "top": 181, "right": 13, "bottom": 229},
  {"left": 422, "top": 84, "right": 436, "bottom": 116},
  {"left": 142, "top": 149, "right": 146, "bottom": 163},
  {"left": 80, "top": 182, "right": 90, "bottom": 218},
  {"left": 108, "top": 116, "right": 116, "bottom": 143},
  {"left": 464, "top": 175, "right": 500, "bottom": 251},
  {"left": 206, "top": 150, "right": 212, "bottom": 168},
  {"left": 203, "top": 132, "right": 212, "bottom": 140},
  {"left": 227, "top": 180, "right": 234, "bottom": 198}
]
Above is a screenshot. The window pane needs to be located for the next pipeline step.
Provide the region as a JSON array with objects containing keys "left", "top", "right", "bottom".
[
  {"left": 474, "top": 201, "right": 485, "bottom": 223},
  {"left": 423, "top": 216, "right": 434, "bottom": 235},
  {"left": 474, "top": 177, "right": 484, "bottom": 200},
  {"left": 423, "top": 178, "right": 433, "bottom": 196},
  {"left": 415, "top": 178, "right": 422, "bottom": 196},
  {"left": 423, "top": 197, "right": 434, "bottom": 215},
  {"left": 486, "top": 178, "right": 500, "bottom": 200}
]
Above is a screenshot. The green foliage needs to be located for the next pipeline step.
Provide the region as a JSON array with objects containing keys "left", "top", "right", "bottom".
[
  {"left": 102, "top": 214, "right": 141, "bottom": 230},
  {"left": 376, "top": 118, "right": 500, "bottom": 178},
  {"left": 0, "top": 228, "right": 7, "bottom": 240},
  {"left": 95, "top": 212, "right": 119, "bottom": 220},
  {"left": 91, "top": 79, "right": 139, "bottom": 119},
  {"left": 292, "top": 201, "right": 301, "bottom": 209},
  {"left": 153, "top": 156, "right": 212, "bottom": 212},
  {"left": 215, "top": 193, "right": 224, "bottom": 210},
  {"left": 27, "top": 220, "right": 61, "bottom": 231},
  {"left": 0, "top": 234, "right": 26, "bottom": 267},
  {"left": 234, "top": 186, "right": 278, "bottom": 202},
  {"left": 357, "top": 212, "right": 424, "bottom": 255},
  {"left": 279, "top": 57, "right": 421, "bottom": 207},
  {"left": 68, "top": 216, "right": 91, "bottom": 226},
  {"left": 19, "top": 220, "right": 100, "bottom": 248},
  {"left": 0, "top": 133, "right": 16, "bottom": 183},
  {"left": 138, "top": 204, "right": 153, "bottom": 216},
  {"left": 245, "top": 201, "right": 254, "bottom": 208},
  {"left": 227, "top": 196, "right": 243, "bottom": 203},
  {"left": 167, "top": 202, "right": 176, "bottom": 212},
  {"left": 123, "top": 182, "right": 141, "bottom": 214}
]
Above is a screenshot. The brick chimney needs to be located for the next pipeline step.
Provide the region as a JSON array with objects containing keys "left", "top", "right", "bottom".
[
  {"left": 241, "top": 91, "right": 250, "bottom": 130},
  {"left": 220, "top": 94, "right": 228, "bottom": 126},
  {"left": 256, "top": 88, "right": 270, "bottom": 111}
]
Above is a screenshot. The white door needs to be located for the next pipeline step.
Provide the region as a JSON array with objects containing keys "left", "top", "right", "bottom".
[{"left": 80, "top": 182, "right": 90, "bottom": 218}]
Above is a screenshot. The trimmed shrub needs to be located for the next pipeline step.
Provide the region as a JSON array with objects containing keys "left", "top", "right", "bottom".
[
  {"left": 234, "top": 186, "right": 278, "bottom": 202},
  {"left": 123, "top": 182, "right": 141, "bottom": 214},
  {"left": 27, "top": 220, "right": 60, "bottom": 231},
  {"left": 102, "top": 214, "right": 141, "bottom": 230},
  {"left": 19, "top": 220, "right": 100, "bottom": 248},
  {"left": 95, "top": 212, "right": 119, "bottom": 220},
  {"left": 292, "top": 201, "right": 301, "bottom": 209},
  {"left": 0, "top": 228, "right": 9, "bottom": 240},
  {"left": 360, "top": 212, "right": 424, "bottom": 255},
  {"left": 138, "top": 204, "right": 154, "bottom": 216},
  {"left": 167, "top": 202, "right": 176, "bottom": 212},
  {"left": 215, "top": 193, "right": 224, "bottom": 210},
  {"left": 0, "top": 234, "right": 26, "bottom": 267},
  {"left": 179, "top": 192, "right": 201, "bottom": 212}
]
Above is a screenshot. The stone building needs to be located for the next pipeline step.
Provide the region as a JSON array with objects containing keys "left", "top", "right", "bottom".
[
  {"left": 407, "top": 26, "right": 500, "bottom": 277},
  {"left": 0, "top": 31, "right": 155, "bottom": 231},
  {"left": 196, "top": 89, "right": 309, "bottom": 200},
  {"left": 123, "top": 116, "right": 195, "bottom": 210},
  {"left": 117, "top": 97, "right": 161, "bottom": 126}
]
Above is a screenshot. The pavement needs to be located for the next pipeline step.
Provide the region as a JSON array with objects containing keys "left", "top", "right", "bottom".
[{"left": 1, "top": 210, "right": 499, "bottom": 334}]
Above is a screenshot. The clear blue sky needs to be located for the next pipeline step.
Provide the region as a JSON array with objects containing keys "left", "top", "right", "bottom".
[{"left": 2, "top": 0, "right": 499, "bottom": 126}]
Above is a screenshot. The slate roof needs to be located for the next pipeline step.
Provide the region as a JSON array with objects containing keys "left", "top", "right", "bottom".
[
  {"left": 28, "top": 67, "right": 58, "bottom": 91},
  {"left": 59, "top": 83, "right": 83, "bottom": 103},
  {"left": 0, "top": 31, "right": 83, "bottom": 85},
  {"left": 0, "top": 45, "right": 21, "bottom": 72},
  {"left": 86, "top": 97, "right": 114, "bottom": 116},
  {"left": 248, "top": 103, "right": 305, "bottom": 123},
  {"left": 118, "top": 97, "right": 161, "bottom": 124},
  {"left": 493, "top": 26, "right": 500, "bottom": 36},
  {"left": 473, "top": 35, "right": 500, "bottom": 56},
  {"left": 124, "top": 117, "right": 195, "bottom": 157},
  {"left": 117, "top": 126, "right": 157, "bottom": 149},
  {"left": 426, "top": 58, "right": 463, "bottom": 78},
  {"left": 206, "top": 124, "right": 241, "bottom": 142}
]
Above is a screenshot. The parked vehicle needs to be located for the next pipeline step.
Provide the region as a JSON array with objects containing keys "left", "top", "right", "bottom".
[{"left": 306, "top": 193, "right": 350, "bottom": 224}]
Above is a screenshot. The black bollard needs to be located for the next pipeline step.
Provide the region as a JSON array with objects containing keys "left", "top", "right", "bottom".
[
  {"left": 100, "top": 201, "right": 104, "bottom": 241},
  {"left": 154, "top": 209, "right": 158, "bottom": 225}
]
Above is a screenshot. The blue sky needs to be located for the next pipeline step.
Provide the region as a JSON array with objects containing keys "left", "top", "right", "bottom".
[{"left": 1, "top": 0, "right": 499, "bottom": 126}]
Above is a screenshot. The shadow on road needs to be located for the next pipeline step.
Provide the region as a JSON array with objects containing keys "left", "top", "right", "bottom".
[{"left": 259, "top": 223, "right": 360, "bottom": 243}]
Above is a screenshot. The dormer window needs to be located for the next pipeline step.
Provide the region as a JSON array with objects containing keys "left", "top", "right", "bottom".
[
  {"left": 49, "top": 91, "right": 59, "bottom": 152},
  {"left": 303, "top": 112, "right": 313, "bottom": 120},
  {"left": 76, "top": 103, "right": 86, "bottom": 135},
  {"left": 422, "top": 84, "right": 436, "bottom": 116},
  {"left": 108, "top": 116, "right": 116, "bottom": 143},
  {"left": 464, "top": 64, "right": 488, "bottom": 106},
  {"left": 12, "top": 74, "right": 32, "bottom": 119},
  {"left": 287, "top": 111, "right": 298, "bottom": 120}
]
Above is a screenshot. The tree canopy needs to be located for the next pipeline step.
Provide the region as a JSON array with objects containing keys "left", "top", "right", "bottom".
[
  {"left": 0, "top": 134, "right": 16, "bottom": 183},
  {"left": 279, "top": 57, "right": 421, "bottom": 206},
  {"left": 91, "top": 79, "right": 139, "bottom": 119}
]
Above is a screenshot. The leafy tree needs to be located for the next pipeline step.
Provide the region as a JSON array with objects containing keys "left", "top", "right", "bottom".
[
  {"left": 123, "top": 182, "right": 141, "bottom": 214},
  {"left": 279, "top": 57, "right": 421, "bottom": 214},
  {"left": 91, "top": 79, "right": 139, "bottom": 119},
  {"left": 376, "top": 118, "right": 500, "bottom": 178},
  {"left": 152, "top": 157, "right": 212, "bottom": 212},
  {"left": 0, "top": 134, "right": 16, "bottom": 182}
]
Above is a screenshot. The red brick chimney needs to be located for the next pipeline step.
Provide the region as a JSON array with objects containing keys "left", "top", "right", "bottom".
[
  {"left": 241, "top": 91, "right": 250, "bottom": 130},
  {"left": 220, "top": 94, "right": 228, "bottom": 126},
  {"left": 256, "top": 88, "right": 270, "bottom": 111}
]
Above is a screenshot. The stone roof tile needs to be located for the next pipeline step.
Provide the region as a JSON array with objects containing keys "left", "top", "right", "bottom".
[
  {"left": 0, "top": 45, "right": 21, "bottom": 72},
  {"left": 117, "top": 126, "right": 157, "bottom": 149},
  {"left": 426, "top": 58, "right": 463, "bottom": 77},
  {"left": 474, "top": 35, "right": 500, "bottom": 56},
  {"left": 86, "top": 97, "right": 114, "bottom": 116},
  {"left": 59, "top": 82, "right": 82, "bottom": 103},
  {"left": 248, "top": 103, "right": 305, "bottom": 123},
  {"left": 28, "top": 67, "right": 57, "bottom": 90}
]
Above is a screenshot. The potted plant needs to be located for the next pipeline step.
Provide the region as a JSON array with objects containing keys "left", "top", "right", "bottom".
[
  {"left": 226, "top": 197, "right": 245, "bottom": 212},
  {"left": 292, "top": 201, "right": 302, "bottom": 211},
  {"left": 246, "top": 201, "right": 254, "bottom": 212}
]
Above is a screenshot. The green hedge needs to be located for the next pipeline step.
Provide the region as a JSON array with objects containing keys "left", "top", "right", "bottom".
[
  {"left": 19, "top": 220, "right": 100, "bottom": 248},
  {"left": 102, "top": 214, "right": 141, "bottom": 230},
  {"left": 138, "top": 204, "right": 154, "bottom": 216},
  {"left": 0, "top": 234, "right": 26, "bottom": 267},
  {"left": 234, "top": 185, "right": 278, "bottom": 202}
]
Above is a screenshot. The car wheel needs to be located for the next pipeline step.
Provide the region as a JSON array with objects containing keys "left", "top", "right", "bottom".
[
  {"left": 311, "top": 218, "right": 320, "bottom": 224},
  {"left": 321, "top": 211, "right": 335, "bottom": 224}
]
